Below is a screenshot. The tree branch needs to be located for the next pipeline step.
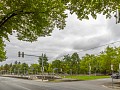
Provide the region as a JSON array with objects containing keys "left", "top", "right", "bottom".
[
  {"left": 0, "top": 6, "right": 56, "bottom": 28},
  {"left": 0, "top": 13, "right": 17, "bottom": 28},
  {"left": 0, "top": 10, "right": 34, "bottom": 28}
]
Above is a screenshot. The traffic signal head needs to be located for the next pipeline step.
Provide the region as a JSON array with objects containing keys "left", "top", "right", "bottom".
[
  {"left": 22, "top": 52, "right": 24, "bottom": 58},
  {"left": 18, "top": 51, "right": 21, "bottom": 57}
]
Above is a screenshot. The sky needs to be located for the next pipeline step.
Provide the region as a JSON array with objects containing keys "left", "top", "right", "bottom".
[{"left": 1, "top": 12, "right": 120, "bottom": 65}]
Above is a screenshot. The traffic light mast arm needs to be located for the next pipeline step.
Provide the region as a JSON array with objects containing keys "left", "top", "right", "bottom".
[
  {"left": 18, "top": 51, "right": 41, "bottom": 58},
  {"left": 24, "top": 54, "right": 40, "bottom": 57}
]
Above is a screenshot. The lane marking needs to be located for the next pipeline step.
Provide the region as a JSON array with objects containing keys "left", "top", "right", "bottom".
[
  {"left": 11, "top": 84, "right": 31, "bottom": 90},
  {"left": 102, "top": 85, "right": 110, "bottom": 89}
]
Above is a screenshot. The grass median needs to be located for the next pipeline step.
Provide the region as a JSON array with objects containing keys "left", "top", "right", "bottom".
[{"left": 63, "top": 75, "right": 110, "bottom": 81}]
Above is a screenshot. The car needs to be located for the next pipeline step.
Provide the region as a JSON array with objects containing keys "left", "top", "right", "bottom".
[{"left": 111, "top": 73, "right": 120, "bottom": 79}]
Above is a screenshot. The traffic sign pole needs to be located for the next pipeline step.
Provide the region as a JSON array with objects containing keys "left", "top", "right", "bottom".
[{"left": 111, "top": 64, "right": 113, "bottom": 88}]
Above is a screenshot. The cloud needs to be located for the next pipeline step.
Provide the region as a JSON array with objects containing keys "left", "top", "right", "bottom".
[
  {"left": 1, "top": 13, "right": 120, "bottom": 65},
  {"left": 72, "top": 32, "right": 111, "bottom": 50}
]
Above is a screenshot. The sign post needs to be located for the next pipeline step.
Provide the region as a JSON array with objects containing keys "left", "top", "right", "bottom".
[{"left": 111, "top": 64, "right": 113, "bottom": 88}]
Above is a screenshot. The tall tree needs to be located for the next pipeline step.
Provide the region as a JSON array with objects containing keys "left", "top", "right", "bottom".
[
  {"left": 71, "top": 52, "right": 80, "bottom": 74},
  {"left": 63, "top": 54, "right": 71, "bottom": 74},
  {"left": 30, "top": 64, "right": 40, "bottom": 74},
  {"left": 21, "top": 63, "right": 29, "bottom": 75},
  {"left": 52, "top": 60, "right": 62, "bottom": 73},
  {"left": 80, "top": 54, "right": 91, "bottom": 74}
]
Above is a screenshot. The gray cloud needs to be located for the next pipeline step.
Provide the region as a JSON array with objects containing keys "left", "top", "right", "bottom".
[
  {"left": 106, "top": 17, "right": 120, "bottom": 40},
  {"left": 1, "top": 13, "right": 120, "bottom": 65},
  {"left": 72, "top": 33, "right": 111, "bottom": 50}
]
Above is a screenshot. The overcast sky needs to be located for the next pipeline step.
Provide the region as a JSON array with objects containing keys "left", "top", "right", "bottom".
[{"left": 1, "top": 12, "right": 120, "bottom": 65}]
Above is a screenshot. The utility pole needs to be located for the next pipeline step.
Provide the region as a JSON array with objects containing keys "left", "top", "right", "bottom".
[
  {"left": 18, "top": 51, "right": 45, "bottom": 81},
  {"left": 41, "top": 54, "right": 44, "bottom": 81}
]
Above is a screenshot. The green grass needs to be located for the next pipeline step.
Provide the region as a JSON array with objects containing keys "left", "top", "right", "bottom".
[{"left": 63, "top": 75, "right": 110, "bottom": 80}]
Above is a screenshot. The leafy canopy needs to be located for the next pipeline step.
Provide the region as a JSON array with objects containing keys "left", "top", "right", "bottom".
[
  {"left": 0, "top": 0, "right": 120, "bottom": 41},
  {"left": 0, "top": 38, "right": 6, "bottom": 61},
  {"left": 0, "top": 0, "right": 67, "bottom": 41}
]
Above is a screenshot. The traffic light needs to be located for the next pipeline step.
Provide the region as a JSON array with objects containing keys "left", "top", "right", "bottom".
[
  {"left": 22, "top": 52, "right": 24, "bottom": 58},
  {"left": 18, "top": 51, "right": 21, "bottom": 57},
  {"left": 18, "top": 51, "right": 24, "bottom": 58}
]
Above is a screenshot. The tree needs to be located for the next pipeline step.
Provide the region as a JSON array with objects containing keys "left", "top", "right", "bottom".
[
  {"left": 47, "top": 63, "right": 52, "bottom": 74},
  {"left": 21, "top": 63, "right": 29, "bottom": 75},
  {"left": 80, "top": 54, "right": 92, "bottom": 74},
  {"left": 62, "top": 53, "right": 80, "bottom": 74},
  {"left": 30, "top": 64, "right": 39, "bottom": 74},
  {"left": 0, "top": 38, "right": 6, "bottom": 61},
  {"left": 4, "top": 64, "right": 10, "bottom": 73},
  {"left": 71, "top": 52, "right": 80, "bottom": 74},
  {"left": 51, "top": 60, "right": 62, "bottom": 73},
  {"left": 62, "top": 54, "right": 71, "bottom": 74},
  {"left": 68, "top": 0, "right": 120, "bottom": 20},
  {"left": 101, "top": 46, "right": 117, "bottom": 74}
]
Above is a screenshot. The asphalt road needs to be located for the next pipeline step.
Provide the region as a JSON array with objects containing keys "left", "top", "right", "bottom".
[{"left": 0, "top": 76, "right": 113, "bottom": 90}]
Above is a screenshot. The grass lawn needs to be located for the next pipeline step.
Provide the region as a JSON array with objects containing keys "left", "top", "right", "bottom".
[{"left": 63, "top": 75, "right": 110, "bottom": 80}]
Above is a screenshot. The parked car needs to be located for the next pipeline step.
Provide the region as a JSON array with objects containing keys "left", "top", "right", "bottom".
[{"left": 111, "top": 73, "right": 120, "bottom": 79}]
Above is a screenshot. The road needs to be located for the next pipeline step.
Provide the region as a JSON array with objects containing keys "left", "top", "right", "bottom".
[{"left": 0, "top": 76, "right": 113, "bottom": 90}]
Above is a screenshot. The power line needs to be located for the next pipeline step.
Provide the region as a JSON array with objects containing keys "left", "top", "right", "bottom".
[
  {"left": 56, "top": 40, "right": 120, "bottom": 59},
  {"left": 79, "top": 40, "right": 120, "bottom": 52}
]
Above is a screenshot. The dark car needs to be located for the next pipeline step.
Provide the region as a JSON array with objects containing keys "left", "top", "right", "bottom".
[{"left": 111, "top": 73, "right": 120, "bottom": 79}]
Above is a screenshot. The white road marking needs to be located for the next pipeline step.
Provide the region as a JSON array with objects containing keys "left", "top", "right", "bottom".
[{"left": 11, "top": 84, "right": 31, "bottom": 90}]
